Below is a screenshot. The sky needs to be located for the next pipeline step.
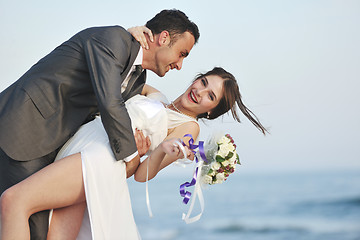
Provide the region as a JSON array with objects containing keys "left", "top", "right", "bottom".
[{"left": 0, "top": 0, "right": 359, "bottom": 174}]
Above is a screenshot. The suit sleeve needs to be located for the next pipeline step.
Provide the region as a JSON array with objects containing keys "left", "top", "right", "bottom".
[{"left": 81, "top": 27, "right": 138, "bottom": 161}]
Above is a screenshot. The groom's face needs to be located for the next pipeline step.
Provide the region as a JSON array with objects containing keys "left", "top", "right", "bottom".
[{"left": 153, "top": 31, "right": 195, "bottom": 77}]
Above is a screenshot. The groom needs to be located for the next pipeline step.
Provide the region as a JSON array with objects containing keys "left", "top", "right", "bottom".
[{"left": 0, "top": 9, "right": 199, "bottom": 239}]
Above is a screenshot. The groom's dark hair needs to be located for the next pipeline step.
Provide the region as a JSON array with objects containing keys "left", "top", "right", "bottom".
[{"left": 146, "top": 9, "right": 200, "bottom": 46}]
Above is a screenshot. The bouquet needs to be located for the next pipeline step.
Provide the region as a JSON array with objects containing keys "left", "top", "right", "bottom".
[
  {"left": 147, "top": 133, "right": 241, "bottom": 224},
  {"left": 201, "top": 133, "right": 240, "bottom": 185},
  {"left": 178, "top": 133, "right": 240, "bottom": 223}
]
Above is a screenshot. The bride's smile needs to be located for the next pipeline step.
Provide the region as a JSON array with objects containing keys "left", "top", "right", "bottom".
[{"left": 188, "top": 90, "right": 198, "bottom": 103}]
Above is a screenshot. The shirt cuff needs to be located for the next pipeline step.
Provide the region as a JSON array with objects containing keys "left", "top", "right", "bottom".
[{"left": 123, "top": 151, "right": 138, "bottom": 162}]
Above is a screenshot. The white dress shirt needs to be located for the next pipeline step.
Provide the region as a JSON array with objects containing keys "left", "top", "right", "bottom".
[{"left": 121, "top": 47, "right": 143, "bottom": 93}]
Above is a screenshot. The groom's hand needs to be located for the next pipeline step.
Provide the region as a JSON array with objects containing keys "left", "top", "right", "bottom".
[{"left": 125, "top": 129, "right": 151, "bottom": 178}]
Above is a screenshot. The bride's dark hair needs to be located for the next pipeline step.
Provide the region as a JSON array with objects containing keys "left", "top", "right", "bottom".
[{"left": 195, "top": 67, "right": 268, "bottom": 135}]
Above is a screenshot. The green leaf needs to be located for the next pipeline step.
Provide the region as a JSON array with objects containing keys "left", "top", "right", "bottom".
[
  {"left": 225, "top": 151, "right": 234, "bottom": 160},
  {"left": 216, "top": 155, "right": 225, "bottom": 162}
]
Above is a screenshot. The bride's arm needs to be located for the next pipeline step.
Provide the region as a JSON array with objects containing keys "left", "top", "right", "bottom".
[
  {"left": 134, "top": 121, "right": 199, "bottom": 182},
  {"left": 141, "top": 84, "right": 160, "bottom": 96}
]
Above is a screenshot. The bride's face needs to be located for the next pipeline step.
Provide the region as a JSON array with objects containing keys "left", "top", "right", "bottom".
[{"left": 180, "top": 74, "right": 224, "bottom": 116}]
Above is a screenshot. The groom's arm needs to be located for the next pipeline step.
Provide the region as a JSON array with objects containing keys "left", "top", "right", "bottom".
[{"left": 81, "top": 26, "right": 139, "bottom": 161}]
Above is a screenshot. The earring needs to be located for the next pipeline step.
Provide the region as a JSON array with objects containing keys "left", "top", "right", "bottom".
[{"left": 206, "top": 113, "right": 210, "bottom": 119}]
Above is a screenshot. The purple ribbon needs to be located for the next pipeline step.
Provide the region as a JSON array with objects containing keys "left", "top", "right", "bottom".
[
  {"left": 181, "top": 134, "right": 208, "bottom": 164},
  {"left": 180, "top": 168, "right": 198, "bottom": 204},
  {"left": 179, "top": 134, "right": 208, "bottom": 204}
]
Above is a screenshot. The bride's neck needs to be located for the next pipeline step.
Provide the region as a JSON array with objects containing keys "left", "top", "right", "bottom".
[{"left": 168, "top": 99, "right": 196, "bottom": 119}]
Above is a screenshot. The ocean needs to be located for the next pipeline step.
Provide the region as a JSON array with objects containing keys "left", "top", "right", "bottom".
[{"left": 128, "top": 168, "right": 360, "bottom": 240}]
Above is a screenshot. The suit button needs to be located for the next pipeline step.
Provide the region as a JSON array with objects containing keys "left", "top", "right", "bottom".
[{"left": 113, "top": 139, "right": 120, "bottom": 153}]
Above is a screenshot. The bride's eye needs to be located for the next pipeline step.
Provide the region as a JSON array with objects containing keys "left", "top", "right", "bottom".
[
  {"left": 201, "top": 78, "right": 207, "bottom": 86},
  {"left": 209, "top": 93, "right": 214, "bottom": 101}
]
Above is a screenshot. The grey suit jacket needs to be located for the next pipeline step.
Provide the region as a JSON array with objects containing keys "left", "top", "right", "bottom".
[{"left": 0, "top": 26, "right": 146, "bottom": 161}]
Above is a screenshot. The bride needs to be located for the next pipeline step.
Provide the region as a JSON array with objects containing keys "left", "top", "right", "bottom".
[
  {"left": 1, "top": 66, "right": 267, "bottom": 239},
  {"left": 0, "top": 49, "right": 267, "bottom": 240}
]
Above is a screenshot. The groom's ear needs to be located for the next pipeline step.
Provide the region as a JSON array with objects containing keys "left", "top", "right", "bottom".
[{"left": 158, "top": 30, "right": 171, "bottom": 46}]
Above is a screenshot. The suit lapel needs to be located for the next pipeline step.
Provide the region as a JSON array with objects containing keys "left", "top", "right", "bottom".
[
  {"left": 123, "top": 70, "right": 146, "bottom": 99},
  {"left": 120, "top": 40, "right": 141, "bottom": 87}
]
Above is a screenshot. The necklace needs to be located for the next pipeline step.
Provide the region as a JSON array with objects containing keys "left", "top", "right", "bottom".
[{"left": 166, "top": 102, "right": 196, "bottom": 120}]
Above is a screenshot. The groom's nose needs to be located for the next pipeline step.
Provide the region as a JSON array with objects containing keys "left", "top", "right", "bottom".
[{"left": 175, "top": 58, "right": 183, "bottom": 70}]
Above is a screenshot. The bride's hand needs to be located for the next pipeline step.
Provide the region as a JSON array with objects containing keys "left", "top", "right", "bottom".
[
  {"left": 134, "top": 128, "right": 151, "bottom": 157},
  {"left": 127, "top": 26, "right": 154, "bottom": 50},
  {"left": 161, "top": 138, "right": 194, "bottom": 160}
]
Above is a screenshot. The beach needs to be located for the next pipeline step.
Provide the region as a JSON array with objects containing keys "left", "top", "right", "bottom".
[{"left": 129, "top": 168, "right": 360, "bottom": 240}]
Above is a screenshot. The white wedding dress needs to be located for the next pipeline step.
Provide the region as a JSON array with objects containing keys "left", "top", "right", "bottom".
[{"left": 53, "top": 92, "right": 197, "bottom": 240}]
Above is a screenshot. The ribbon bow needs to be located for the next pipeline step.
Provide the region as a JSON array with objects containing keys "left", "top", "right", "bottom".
[
  {"left": 178, "top": 134, "right": 207, "bottom": 224},
  {"left": 145, "top": 134, "right": 207, "bottom": 224}
]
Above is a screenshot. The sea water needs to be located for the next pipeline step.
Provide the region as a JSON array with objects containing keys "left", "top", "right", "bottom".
[{"left": 128, "top": 168, "right": 360, "bottom": 240}]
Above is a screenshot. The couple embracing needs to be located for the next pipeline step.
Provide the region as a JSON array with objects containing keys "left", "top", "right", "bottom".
[{"left": 0, "top": 9, "right": 267, "bottom": 240}]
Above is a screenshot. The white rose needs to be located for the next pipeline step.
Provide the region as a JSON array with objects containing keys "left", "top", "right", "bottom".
[
  {"left": 222, "top": 160, "right": 230, "bottom": 167},
  {"left": 216, "top": 172, "right": 226, "bottom": 182},
  {"left": 211, "top": 162, "right": 221, "bottom": 171},
  {"left": 218, "top": 136, "right": 231, "bottom": 145},
  {"left": 228, "top": 143, "right": 235, "bottom": 152},
  {"left": 229, "top": 151, "right": 237, "bottom": 164},
  {"left": 218, "top": 144, "right": 231, "bottom": 158},
  {"left": 226, "top": 142, "right": 235, "bottom": 152},
  {"left": 214, "top": 179, "right": 224, "bottom": 184},
  {"left": 217, "top": 150, "right": 227, "bottom": 158},
  {"left": 202, "top": 175, "right": 213, "bottom": 184}
]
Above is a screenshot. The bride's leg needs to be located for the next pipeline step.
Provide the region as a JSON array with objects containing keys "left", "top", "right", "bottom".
[
  {"left": 0, "top": 153, "right": 85, "bottom": 239},
  {"left": 48, "top": 201, "right": 86, "bottom": 240}
]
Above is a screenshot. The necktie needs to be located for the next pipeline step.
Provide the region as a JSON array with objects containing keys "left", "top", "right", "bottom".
[
  {"left": 130, "top": 65, "right": 143, "bottom": 84},
  {"left": 123, "top": 65, "right": 143, "bottom": 97}
]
